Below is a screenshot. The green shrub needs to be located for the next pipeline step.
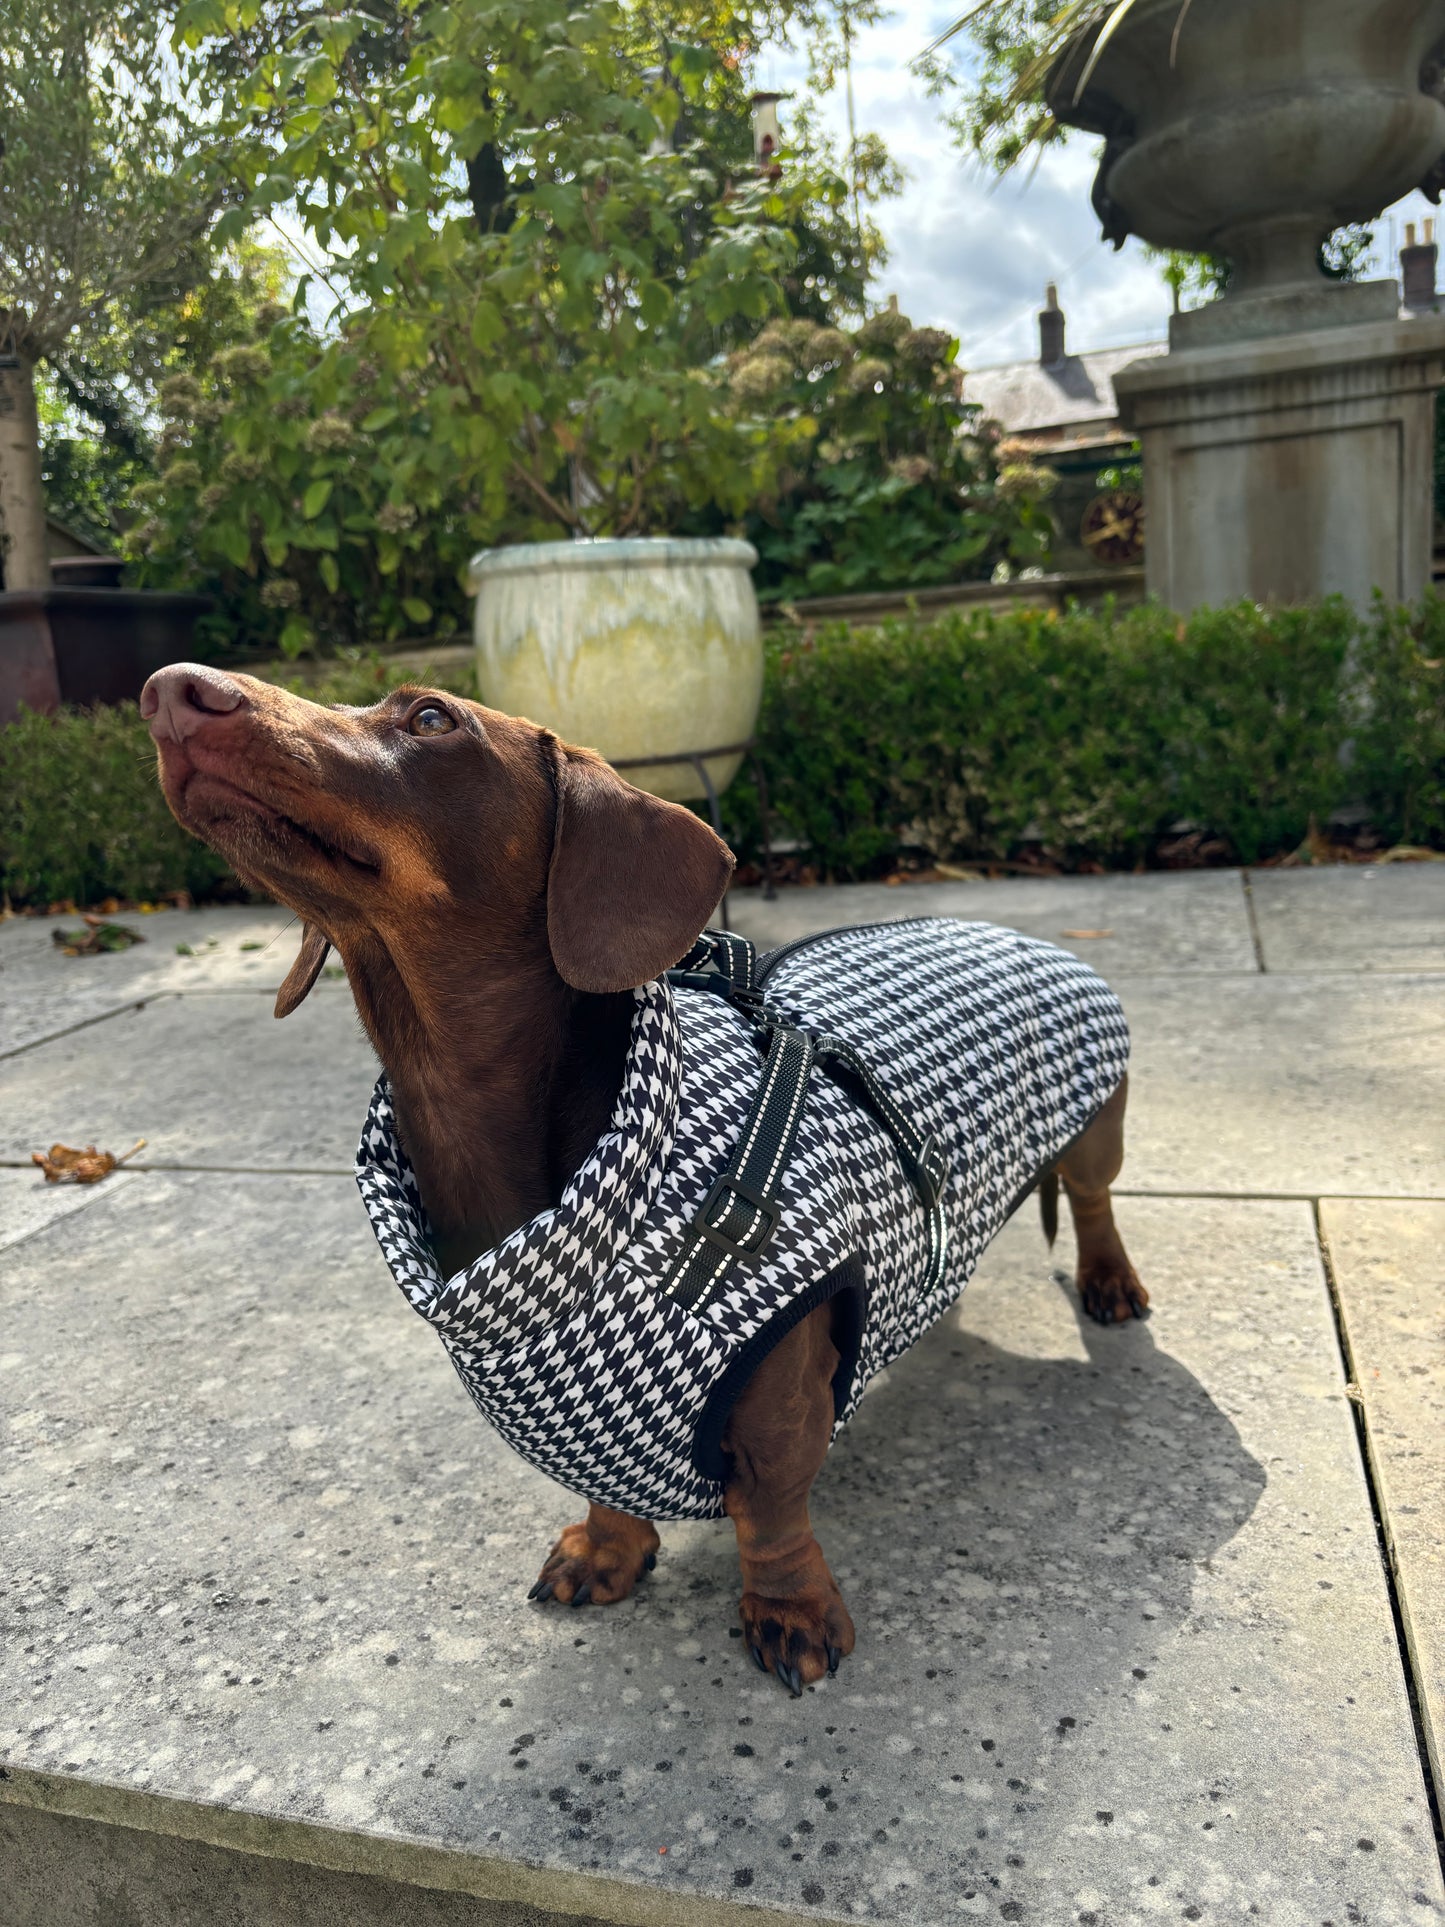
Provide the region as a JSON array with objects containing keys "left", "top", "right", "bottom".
[
  {"left": 708, "top": 310, "right": 1055, "bottom": 602},
  {"left": 720, "top": 595, "right": 1444, "bottom": 874},
  {"left": 2, "top": 601, "right": 1440, "bottom": 908},
  {"left": 0, "top": 703, "right": 231, "bottom": 908},
  {"left": 0, "top": 656, "right": 477, "bottom": 908}
]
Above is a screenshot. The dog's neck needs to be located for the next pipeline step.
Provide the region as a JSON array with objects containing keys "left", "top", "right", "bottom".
[{"left": 340, "top": 926, "right": 633, "bottom": 1275}]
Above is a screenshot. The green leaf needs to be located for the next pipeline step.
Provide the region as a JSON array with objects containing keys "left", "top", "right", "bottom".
[
  {"left": 401, "top": 596, "right": 432, "bottom": 625},
  {"left": 278, "top": 616, "right": 311, "bottom": 659},
  {"left": 360, "top": 405, "right": 399, "bottom": 432},
  {"left": 301, "top": 56, "right": 338, "bottom": 105},
  {"left": 214, "top": 206, "right": 249, "bottom": 247},
  {"left": 261, "top": 533, "right": 290, "bottom": 570},
  {"left": 302, "top": 479, "right": 333, "bottom": 519},
  {"left": 214, "top": 521, "right": 252, "bottom": 570},
  {"left": 319, "top": 552, "right": 341, "bottom": 594},
  {"left": 469, "top": 302, "right": 503, "bottom": 350}
]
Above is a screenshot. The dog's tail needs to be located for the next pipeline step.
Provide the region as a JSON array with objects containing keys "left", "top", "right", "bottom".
[{"left": 1039, "top": 1169, "right": 1059, "bottom": 1248}]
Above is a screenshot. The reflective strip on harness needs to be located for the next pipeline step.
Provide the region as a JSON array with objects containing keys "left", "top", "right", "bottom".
[{"left": 661, "top": 1019, "right": 814, "bottom": 1310}]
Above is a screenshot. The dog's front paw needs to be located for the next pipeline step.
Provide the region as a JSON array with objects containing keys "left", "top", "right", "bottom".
[
  {"left": 528, "top": 1516, "right": 660, "bottom": 1607},
  {"left": 1079, "top": 1255, "right": 1149, "bottom": 1324},
  {"left": 739, "top": 1583, "right": 855, "bottom": 1696}
]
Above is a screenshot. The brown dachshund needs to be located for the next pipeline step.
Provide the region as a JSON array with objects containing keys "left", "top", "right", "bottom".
[{"left": 143, "top": 663, "right": 1146, "bottom": 1693}]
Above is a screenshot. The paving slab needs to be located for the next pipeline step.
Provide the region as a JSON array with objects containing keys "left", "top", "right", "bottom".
[
  {"left": 2, "top": 1177, "right": 1440, "bottom": 1925},
  {"left": 0, "top": 904, "right": 308, "bottom": 1057},
  {"left": 0, "top": 990, "right": 373, "bottom": 1175},
  {"left": 1321, "top": 1198, "right": 1445, "bottom": 1813},
  {"left": 1113, "top": 972, "right": 1445, "bottom": 1199},
  {"left": 1249, "top": 865, "right": 1445, "bottom": 974},
  {"left": 729, "top": 871, "right": 1257, "bottom": 977},
  {"left": 0, "top": 1166, "right": 138, "bottom": 1256},
  {"left": 6, "top": 966, "right": 1440, "bottom": 1203}
]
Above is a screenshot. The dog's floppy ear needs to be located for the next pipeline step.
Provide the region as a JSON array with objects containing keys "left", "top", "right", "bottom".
[
  {"left": 274, "top": 921, "right": 332, "bottom": 1018},
  {"left": 547, "top": 743, "right": 734, "bottom": 993}
]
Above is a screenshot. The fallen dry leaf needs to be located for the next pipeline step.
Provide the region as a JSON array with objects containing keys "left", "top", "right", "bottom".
[
  {"left": 1376, "top": 845, "right": 1445, "bottom": 863},
  {"left": 1060, "top": 928, "right": 1114, "bottom": 939},
  {"left": 933, "top": 862, "right": 986, "bottom": 882},
  {"left": 32, "top": 1138, "right": 146, "bottom": 1184}
]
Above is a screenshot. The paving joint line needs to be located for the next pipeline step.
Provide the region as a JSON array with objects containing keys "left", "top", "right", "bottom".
[
  {"left": 1113, "top": 1186, "right": 1445, "bottom": 1204},
  {"left": 5, "top": 1169, "right": 1445, "bottom": 1205},
  {"left": 1240, "top": 870, "right": 1268, "bottom": 973},
  {"left": 0, "top": 1160, "right": 355, "bottom": 1178},
  {"left": 1311, "top": 1198, "right": 1445, "bottom": 1866},
  {"left": 0, "top": 997, "right": 160, "bottom": 1061}
]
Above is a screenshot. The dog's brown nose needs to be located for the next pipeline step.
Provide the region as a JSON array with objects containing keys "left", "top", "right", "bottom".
[{"left": 141, "top": 663, "right": 248, "bottom": 744}]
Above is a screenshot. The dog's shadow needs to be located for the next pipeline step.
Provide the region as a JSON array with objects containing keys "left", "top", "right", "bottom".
[{"left": 804, "top": 1269, "right": 1268, "bottom": 1687}]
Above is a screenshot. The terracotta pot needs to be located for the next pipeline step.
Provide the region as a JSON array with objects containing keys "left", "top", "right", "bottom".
[{"left": 468, "top": 537, "right": 761, "bottom": 804}]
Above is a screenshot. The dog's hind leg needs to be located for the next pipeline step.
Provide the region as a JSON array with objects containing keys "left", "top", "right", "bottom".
[
  {"left": 529, "top": 1504, "right": 661, "bottom": 1607},
  {"left": 723, "top": 1300, "right": 856, "bottom": 1696},
  {"left": 1051, "top": 1073, "right": 1149, "bottom": 1325}
]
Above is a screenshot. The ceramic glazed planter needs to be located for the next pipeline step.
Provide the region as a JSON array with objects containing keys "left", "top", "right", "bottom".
[
  {"left": 1051, "top": 0, "right": 1445, "bottom": 344},
  {"left": 468, "top": 536, "right": 762, "bottom": 804}
]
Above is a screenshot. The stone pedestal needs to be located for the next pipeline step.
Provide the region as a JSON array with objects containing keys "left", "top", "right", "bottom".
[{"left": 1113, "top": 316, "right": 1445, "bottom": 614}]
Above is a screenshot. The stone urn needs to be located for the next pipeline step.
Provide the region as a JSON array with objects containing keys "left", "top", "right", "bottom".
[
  {"left": 467, "top": 537, "right": 762, "bottom": 805},
  {"left": 1051, "top": 0, "right": 1445, "bottom": 345}
]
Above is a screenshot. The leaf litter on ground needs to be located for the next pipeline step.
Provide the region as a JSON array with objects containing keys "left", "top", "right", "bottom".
[
  {"left": 32, "top": 1138, "right": 147, "bottom": 1184},
  {"left": 52, "top": 916, "right": 145, "bottom": 956}
]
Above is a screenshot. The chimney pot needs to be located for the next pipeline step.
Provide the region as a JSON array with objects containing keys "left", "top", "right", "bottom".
[
  {"left": 1038, "top": 283, "right": 1066, "bottom": 366},
  {"left": 1401, "top": 228, "right": 1438, "bottom": 312}
]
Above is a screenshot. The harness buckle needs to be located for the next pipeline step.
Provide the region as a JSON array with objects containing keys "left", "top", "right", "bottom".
[
  {"left": 910, "top": 1132, "right": 949, "bottom": 1211},
  {"left": 697, "top": 1173, "right": 781, "bottom": 1261}
]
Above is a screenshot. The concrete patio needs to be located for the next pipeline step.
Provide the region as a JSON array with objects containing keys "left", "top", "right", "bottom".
[{"left": 2, "top": 865, "right": 1442, "bottom": 1926}]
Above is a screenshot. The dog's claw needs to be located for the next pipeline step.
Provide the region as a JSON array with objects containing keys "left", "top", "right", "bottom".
[
  {"left": 750, "top": 1643, "right": 768, "bottom": 1673},
  {"left": 644, "top": 1552, "right": 657, "bottom": 1571},
  {"left": 571, "top": 1581, "right": 591, "bottom": 1607},
  {"left": 781, "top": 1664, "right": 803, "bottom": 1698},
  {"left": 826, "top": 1643, "right": 841, "bottom": 1676},
  {"left": 527, "top": 1580, "right": 543, "bottom": 1600},
  {"left": 533, "top": 1580, "right": 554, "bottom": 1603}
]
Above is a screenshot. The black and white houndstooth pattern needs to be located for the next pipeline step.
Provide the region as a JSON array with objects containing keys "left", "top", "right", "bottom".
[{"left": 356, "top": 920, "right": 1130, "bottom": 1521}]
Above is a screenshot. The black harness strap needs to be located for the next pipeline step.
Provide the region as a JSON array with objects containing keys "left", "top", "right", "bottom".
[
  {"left": 660, "top": 1017, "right": 814, "bottom": 1310},
  {"left": 662, "top": 932, "right": 950, "bottom": 1313}
]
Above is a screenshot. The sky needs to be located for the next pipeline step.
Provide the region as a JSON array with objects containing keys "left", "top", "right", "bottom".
[{"left": 765, "top": 0, "right": 1445, "bottom": 373}]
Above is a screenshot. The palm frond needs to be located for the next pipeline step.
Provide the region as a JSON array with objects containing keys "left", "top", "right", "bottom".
[{"left": 1069, "top": 0, "right": 1148, "bottom": 101}]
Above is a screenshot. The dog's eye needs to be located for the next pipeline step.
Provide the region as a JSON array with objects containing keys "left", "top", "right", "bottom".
[{"left": 407, "top": 704, "right": 456, "bottom": 737}]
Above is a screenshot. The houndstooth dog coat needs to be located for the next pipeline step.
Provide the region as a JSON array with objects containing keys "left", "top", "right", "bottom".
[{"left": 356, "top": 919, "right": 1130, "bottom": 1521}]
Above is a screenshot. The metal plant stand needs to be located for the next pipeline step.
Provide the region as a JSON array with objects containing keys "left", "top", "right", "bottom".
[{"left": 610, "top": 739, "right": 776, "bottom": 930}]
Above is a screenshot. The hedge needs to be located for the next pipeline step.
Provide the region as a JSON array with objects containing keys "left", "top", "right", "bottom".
[
  {"left": 2, "top": 600, "right": 1441, "bottom": 908},
  {"left": 721, "top": 595, "right": 1445, "bottom": 873}
]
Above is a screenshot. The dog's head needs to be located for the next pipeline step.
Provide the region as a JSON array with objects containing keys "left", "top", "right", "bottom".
[{"left": 142, "top": 663, "right": 734, "bottom": 1015}]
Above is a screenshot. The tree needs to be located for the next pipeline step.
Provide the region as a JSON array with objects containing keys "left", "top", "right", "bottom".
[
  {"left": 38, "top": 239, "right": 291, "bottom": 549},
  {"left": 0, "top": 1, "right": 228, "bottom": 587},
  {"left": 136, "top": 0, "right": 898, "bottom": 652}
]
